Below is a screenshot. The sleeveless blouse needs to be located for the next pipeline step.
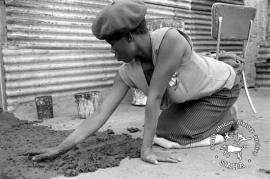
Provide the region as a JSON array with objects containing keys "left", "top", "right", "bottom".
[{"left": 118, "top": 27, "right": 236, "bottom": 107}]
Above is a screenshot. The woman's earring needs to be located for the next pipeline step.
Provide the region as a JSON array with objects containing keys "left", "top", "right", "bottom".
[{"left": 128, "top": 34, "right": 132, "bottom": 42}]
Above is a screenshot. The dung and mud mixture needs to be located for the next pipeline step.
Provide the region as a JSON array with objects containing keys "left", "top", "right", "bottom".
[{"left": 0, "top": 112, "right": 142, "bottom": 179}]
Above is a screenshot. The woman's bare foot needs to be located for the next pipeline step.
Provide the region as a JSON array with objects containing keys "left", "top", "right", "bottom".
[
  {"left": 153, "top": 105, "right": 238, "bottom": 149},
  {"left": 153, "top": 134, "right": 225, "bottom": 149}
]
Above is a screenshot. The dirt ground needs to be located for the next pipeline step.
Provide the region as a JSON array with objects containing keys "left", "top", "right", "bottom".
[
  {"left": 0, "top": 113, "right": 142, "bottom": 179},
  {"left": 0, "top": 88, "right": 270, "bottom": 179}
]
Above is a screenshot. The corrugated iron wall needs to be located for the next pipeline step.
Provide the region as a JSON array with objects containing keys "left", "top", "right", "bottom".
[
  {"left": 5, "top": 0, "right": 108, "bottom": 49},
  {"left": 3, "top": 0, "right": 120, "bottom": 111},
  {"left": 257, "top": 44, "right": 270, "bottom": 63},
  {"left": 256, "top": 44, "right": 270, "bottom": 87},
  {"left": 2, "top": 0, "right": 245, "bottom": 111},
  {"left": 255, "top": 1, "right": 270, "bottom": 88},
  {"left": 256, "top": 61, "right": 270, "bottom": 87}
]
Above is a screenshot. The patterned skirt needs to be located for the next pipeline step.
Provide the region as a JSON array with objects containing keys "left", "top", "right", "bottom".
[{"left": 156, "top": 82, "right": 241, "bottom": 145}]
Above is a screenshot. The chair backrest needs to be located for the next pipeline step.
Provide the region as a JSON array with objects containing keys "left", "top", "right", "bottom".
[{"left": 211, "top": 3, "right": 256, "bottom": 40}]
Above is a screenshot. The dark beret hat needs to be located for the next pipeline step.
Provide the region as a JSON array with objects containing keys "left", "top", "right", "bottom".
[{"left": 92, "top": 0, "right": 147, "bottom": 40}]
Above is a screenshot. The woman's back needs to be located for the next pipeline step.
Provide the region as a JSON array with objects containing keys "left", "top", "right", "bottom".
[{"left": 167, "top": 51, "right": 235, "bottom": 103}]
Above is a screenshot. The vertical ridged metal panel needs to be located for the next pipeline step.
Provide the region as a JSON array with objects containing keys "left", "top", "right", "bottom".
[
  {"left": 3, "top": 49, "right": 121, "bottom": 108},
  {"left": 255, "top": 62, "right": 270, "bottom": 87},
  {"left": 5, "top": 0, "right": 110, "bottom": 49},
  {"left": 257, "top": 44, "right": 270, "bottom": 63},
  {"left": 3, "top": 0, "right": 121, "bottom": 111},
  {"left": 145, "top": 0, "right": 191, "bottom": 22},
  {"left": 256, "top": 44, "right": 270, "bottom": 87}
]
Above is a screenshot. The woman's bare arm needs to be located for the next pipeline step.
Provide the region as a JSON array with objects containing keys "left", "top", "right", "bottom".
[
  {"left": 56, "top": 72, "right": 129, "bottom": 153},
  {"left": 141, "top": 29, "right": 191, "bottom": 164},
  {"left": 30, "top": 72, "right": 129, "bottom": 161}
]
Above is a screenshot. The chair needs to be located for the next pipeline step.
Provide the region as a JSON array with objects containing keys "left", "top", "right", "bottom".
[{"left": 211, "top": 3, "right": 257, "bottom": 114}]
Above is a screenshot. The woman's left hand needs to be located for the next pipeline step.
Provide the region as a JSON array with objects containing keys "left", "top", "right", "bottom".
[{"left": 140, "top": 148, "right": 182, "bottom": 165}]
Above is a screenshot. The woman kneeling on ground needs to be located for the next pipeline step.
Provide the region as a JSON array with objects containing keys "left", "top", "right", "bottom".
[{"left": 28, "top": 0, "right": 240, "bottom": 165}]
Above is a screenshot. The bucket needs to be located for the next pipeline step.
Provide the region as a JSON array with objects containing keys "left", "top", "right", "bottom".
[
  {"left": 35, "top": 96, "right": 53, "bottom": 120},
  {"left": 131, "top": 88, "right": 147, "bottom": 106},
  {"left": 74, "top": 91, "right": 101, "bottom": 119}
]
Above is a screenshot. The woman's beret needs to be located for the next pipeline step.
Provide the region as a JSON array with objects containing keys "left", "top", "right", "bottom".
[{"left": 92, "top": 0, "right": 147, "bottom": 40}]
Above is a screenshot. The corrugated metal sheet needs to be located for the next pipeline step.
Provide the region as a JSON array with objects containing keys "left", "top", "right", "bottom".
[
  {"left": 145, "top": 0, "right": 191, "bottom": 28},
  {"left": 3, "top": 49, "right": 120, "bottom": 107},
  {"left": 255, "top": 62, "right": 270, "bottom": 87},
  {"left": 3, "top": 0, "right": 120, "bottom": 111},
  {"left": 215, "top": 0, "right": 244, "bottom": 5},
  {"left": 257, "top": 44, "right": 270, "bottom": 63},
  {"left": 255, "top": 44, "right": 270, "bottom": 87},
  {"left": 0, "top": 0, "right": 7, "bottom": 110},
  {"left": 5, "top": 0, "right": 108, "bottom": 49},
  {"left": 2, "top": 0, "right": 247, "bottom": 111}
]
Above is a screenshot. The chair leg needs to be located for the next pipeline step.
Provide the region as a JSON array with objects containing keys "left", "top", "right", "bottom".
[
  {"left": 216, "top": 17, "right": 223, "bottom": 60},
  {"left": 242, "top": 71, "right": 257, "bottom": 114}
]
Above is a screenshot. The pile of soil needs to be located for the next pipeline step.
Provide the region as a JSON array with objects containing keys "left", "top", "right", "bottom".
[{"left": 0, "top": 112, "right": 142, "bottom": 179}]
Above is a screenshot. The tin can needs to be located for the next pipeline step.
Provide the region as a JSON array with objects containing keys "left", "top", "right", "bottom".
[
  {"left": 35, "top": 96, "right": 53, "bottom": 120},
  {"left": 131, "top": 88, "right": 147, "bottom": 106},
  {"left": 74, "top": 91, "right": 101, "bottom": 119}
]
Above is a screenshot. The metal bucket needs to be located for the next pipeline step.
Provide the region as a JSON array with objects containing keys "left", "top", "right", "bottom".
[
  {"left": 35, "top": 96, "right": 53, "bottom": 120},
  {"left": 74, "top": 91, "right": 101, "bottom": 119},
  {"left": 131, "top": 88, "right": 147, "bottom": 106}
]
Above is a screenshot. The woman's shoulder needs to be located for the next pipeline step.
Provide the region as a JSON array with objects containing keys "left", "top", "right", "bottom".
[
  {"left": 150, "top": 28, "right": 177, "bottom": 52},
  {"left": 151, "top": 28, "right": 181, "bottom": 42},
  {"left": 151, "top": 28, "right": 191, "bottom": 49},
  {"left": 158, "top": 29, "right": 192, "bottom": 57},
  {"left": 151, "top": 27, "right": 172, "bottom": 35},
  {"left": 151, "top": 28, "right": 187, "bottom": 38}
]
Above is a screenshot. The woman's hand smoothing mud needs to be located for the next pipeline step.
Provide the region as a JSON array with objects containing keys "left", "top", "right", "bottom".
[{"left": 24, "top": 147, "right": 61, "bottom": 162}]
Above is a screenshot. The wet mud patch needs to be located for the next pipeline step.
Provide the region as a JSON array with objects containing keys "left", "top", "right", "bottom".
[{"left": 0, "top": 112, "right": 142, "bottom": 179}]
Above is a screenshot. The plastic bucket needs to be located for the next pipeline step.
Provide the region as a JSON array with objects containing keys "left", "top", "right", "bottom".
[
  {"left": 131, "top": 88, "right": 147, "bottom": 106},
  {"left": 35, "top": 96, "right": 54, "bottom": 120},
  {"left": 74, "top": 91, "right": 101, "bottom": 119}
]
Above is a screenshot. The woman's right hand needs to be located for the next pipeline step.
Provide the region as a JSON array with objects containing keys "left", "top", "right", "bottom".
[{"left": 25, "top": 147, "right": 61, "bottom": 162}]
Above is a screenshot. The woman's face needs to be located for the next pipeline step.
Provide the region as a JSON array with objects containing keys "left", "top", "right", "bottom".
[{"left": 107, "top": 35, "right": 136, "bottom": 63}]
